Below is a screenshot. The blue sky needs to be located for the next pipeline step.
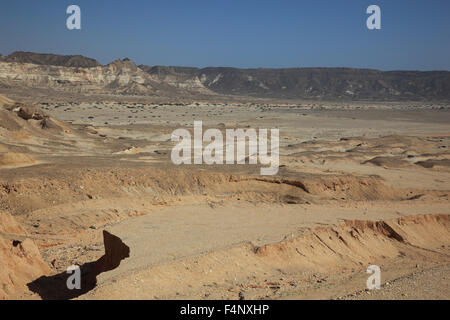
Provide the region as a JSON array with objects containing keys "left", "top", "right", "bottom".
[{"left": 0, "top": 0, "right": 449, "bottom": 70}]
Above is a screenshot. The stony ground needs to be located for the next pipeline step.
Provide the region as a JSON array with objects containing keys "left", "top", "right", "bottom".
[{"left": 1, "top": 94, "right": 449, "bottom": 300}]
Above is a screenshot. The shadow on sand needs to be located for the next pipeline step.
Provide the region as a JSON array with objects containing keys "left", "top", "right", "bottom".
[{"left": 27, "top": 231, "right": 130, "bottom": 300}]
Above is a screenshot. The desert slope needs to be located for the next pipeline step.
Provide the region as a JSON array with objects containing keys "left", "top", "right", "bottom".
[
  {"left": 0, "top": 211, "right": 50, "bottom": 299},
  {"left": 0, "top": 94, "right": 448, "bottom": 299},
  {"left": 0, "top": 93, "right": 13, "bottom": 106}
]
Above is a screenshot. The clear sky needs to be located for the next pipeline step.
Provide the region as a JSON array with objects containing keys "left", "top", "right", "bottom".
[{"left": 0, "top": 0, "right": 449, "bottom": 70}]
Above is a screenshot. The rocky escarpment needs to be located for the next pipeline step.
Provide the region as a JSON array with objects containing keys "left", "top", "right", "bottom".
[
  {"left": 141, "top": 65, "right": 450, "bottom": 101},
  {"left": 0, "top": 58, "right": 214, "bottom": 97},
  {"left": 2, "top": 51, "right": 100, "bottom": 68},
  {"left": 1, "top": 51, "right": 450, "bottom": 101}
]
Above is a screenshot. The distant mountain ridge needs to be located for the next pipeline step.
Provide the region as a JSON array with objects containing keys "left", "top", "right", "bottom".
[
  {"left": 140, "top": 65, "right": 450, "bottom": 101},
  {"left": 1, "top": 51, "right": 100, "bottom": 68},
  {"left": 1, "top": 51, "right": 450, "bottom": 101}
]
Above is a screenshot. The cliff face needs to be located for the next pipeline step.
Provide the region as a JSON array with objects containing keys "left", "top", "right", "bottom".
[
  {"left": 0, "top": 59, "right": 213, "bottom": 96},
  {"left": 0, "top": 60, "right": 148, "bottom": 93},
  {"left": 0, "top": 51, "right": 449, "bottom": 101},
  {"left": 141, "top": 66, "right": 450, "bottom": 101}
]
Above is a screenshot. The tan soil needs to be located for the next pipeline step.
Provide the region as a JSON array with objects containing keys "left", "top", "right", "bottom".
[
  {"left": 0, "top": 152, "right": 35, "bottom": 167},
  {"left": 0, "top": 93, "right": 449, "bottom": 300},
  {"left": 0, "top": 211, "right": 50, "bottom": 299}
]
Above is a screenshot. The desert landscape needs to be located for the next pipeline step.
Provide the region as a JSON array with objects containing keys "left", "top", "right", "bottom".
[{"left": 0, "top": 52, "right": 449, "bottom": 300}]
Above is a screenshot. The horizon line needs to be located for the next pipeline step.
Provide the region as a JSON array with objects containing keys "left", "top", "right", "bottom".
[{"left": 2, "top": 50, "right": 450, "bottom": 73}]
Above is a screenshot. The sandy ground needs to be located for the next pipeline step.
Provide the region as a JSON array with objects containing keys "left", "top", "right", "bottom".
[
  {"left": 0, "top": 94, "right": 449, "bottom": 300},
  {"left": 341, "top": 263, "right": 450, "bottom": 300}
]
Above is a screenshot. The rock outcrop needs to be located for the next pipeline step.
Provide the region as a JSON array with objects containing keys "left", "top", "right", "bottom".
[
  {"left": 0, "top": 58, "right": 214, "bottom": 96},
  {"left": 26, "top": 231, "right": 130, "bottom": 300},
  {"left": 0, "top": 211, "right": 51, "bottom": 299},
  {"left": 0, "top": 51, "right": 450, "bottom": 101}
]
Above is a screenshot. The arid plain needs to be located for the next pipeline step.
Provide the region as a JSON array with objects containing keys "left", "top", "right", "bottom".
[
  {"left": 1, "top": 91, "right": 449, "bottom": 300},
  {"left": 0, "top": 52, "right": 449, "bottom": 300}
]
